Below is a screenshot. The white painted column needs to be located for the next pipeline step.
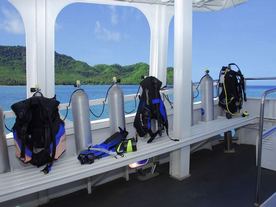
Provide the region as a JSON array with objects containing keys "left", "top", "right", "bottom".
[
  {"left": 170, "top": 146, "right": 190, "bottom": 180},
  {"left": 36, "top": 0, "right": 56, "bottom": 98},
  {"left": 148, "top": 5, "right": 172, "bottom": 86},
  {"left": 10, "top": 0, "right": 140, "bottom": 98},
  {"left": 9, "top": 0, "right": 36, "bottom": 97},
  {"left": 138, "top": 5, "right": 173, "bottom": 86},
  {"left": 9, "top": 0, "right": 58, "bottom": 98},
  {"left": 170, "top": 0, "right": 193, "bottom": 180}
]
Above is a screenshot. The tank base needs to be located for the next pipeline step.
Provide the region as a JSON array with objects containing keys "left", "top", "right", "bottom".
[{"left": 224, "top": 131, "right": 235, "bottom": 153}]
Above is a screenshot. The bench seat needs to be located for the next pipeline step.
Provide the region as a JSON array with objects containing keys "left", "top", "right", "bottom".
[{"left": 0, "top": 115, "right": 257, "bottom": 203}]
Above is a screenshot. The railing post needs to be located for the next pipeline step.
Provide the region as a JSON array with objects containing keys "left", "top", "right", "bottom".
[
  {"left": 0, "top": 108, "right": 10, "bottom": 173},
  {"left": 255, "top": 88, "right": 276, "bottom": 206}
]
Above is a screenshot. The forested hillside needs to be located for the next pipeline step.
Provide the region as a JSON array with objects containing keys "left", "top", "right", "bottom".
[{"left": 0, "top": 46, "right": 173, "bottom": 85}]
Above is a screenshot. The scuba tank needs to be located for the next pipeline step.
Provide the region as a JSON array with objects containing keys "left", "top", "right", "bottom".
[
  {"left": 71, "top": 81, "right": 93, "bottom": 154},
  {"left": 108, "top": 77, "right": 126, "bottom": 134},
  {"left": 200, "top": 70, "right": 214, "bottom": 121},
  {"left": 0, "top": 108, "right": 10, "bottom": 173}
]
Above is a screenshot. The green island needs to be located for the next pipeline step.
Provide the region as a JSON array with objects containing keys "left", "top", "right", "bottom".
[{"left": 0, "top": 45, "right": 173, "bottom": 85}]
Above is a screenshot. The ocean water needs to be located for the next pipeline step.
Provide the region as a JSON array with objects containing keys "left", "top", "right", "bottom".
[
  {"left": 1, "top": 85, "right": 140, "bottom": 131},
  {"left": 0, "top": 85, "right": 140, "bottom": 111},
  {"left": 1, "top": 85, "right": 276, "bottom": 111},
  {"left": 1, "top": 84, "right": 276, "bottom": 132}
]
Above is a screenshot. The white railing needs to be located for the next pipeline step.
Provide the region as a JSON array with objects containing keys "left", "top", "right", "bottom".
[
  {"left": 4, "top": 75, "right": 276, "bottom": 119},
  {"left": 3, "top": 88, "right": 174, "bottom": 119}
]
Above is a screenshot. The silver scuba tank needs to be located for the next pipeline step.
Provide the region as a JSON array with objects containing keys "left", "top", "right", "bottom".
[
  {"left": 200, "top": 70, "right": 214, "bottom": 121},
  {"left": 0, "top": 108, "right": 10, "bottom": 173},
  {"left": 108, "top": 77, "right": 126, "bottom": 134},
  {"left": 71, "top": 81, "right": 93, "bottom": 154}
]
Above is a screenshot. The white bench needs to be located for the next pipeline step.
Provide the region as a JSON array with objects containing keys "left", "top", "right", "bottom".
[{"left": 0, "top": 115, "right": 257, "bottom": 203}]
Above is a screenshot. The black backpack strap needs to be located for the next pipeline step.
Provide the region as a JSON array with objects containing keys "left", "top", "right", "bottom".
[
  {"left": 19, "top": 125, "right": 28, "bottom": 159},
  {"left": 239, "top": 71, "right": 247, "bottom": 102},
  {"left": 153, "top": 80, "right": 163, "bottom": 134},
  {"left": 133, "top": 100, "right": 148, "bottom": 137},
  {"left": 147, "top": 129, "right": 159, "bottom": 143},
  {"left": 234, "top": 70, "right": 246, "bottom": 110},
  {"left": 41, "top": 99, "right": 57, "bottom": 174},
  {"left": 11, "top": 99, "right": 33, "bottom": 161},
  {"left": 228, "top": 63, "right": 247, "bottom": 102},
  {"left": 41, "top": 117, "right": 56, "bottom": 174}
]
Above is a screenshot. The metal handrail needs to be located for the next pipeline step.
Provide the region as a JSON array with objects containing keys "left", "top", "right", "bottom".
[
  {"left": 192, "top": 76, "right": 276, "bottom": 94},
  {"left": 246, "top": 77, "right": 276, "bottom": 81},
  {"left": 3, "top": 88, "right": 174, "bottom": 119},
  {"left": 195, "top": 77, "right": 276, "bottom": 84},
  {"left": 255, "top": 87, "right": 276, "bottom": 206}
]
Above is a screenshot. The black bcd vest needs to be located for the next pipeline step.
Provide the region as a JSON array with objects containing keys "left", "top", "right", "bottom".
[
  {"left": 218, "top": 63, "right": 247, "bottom": 118},
  {"left": 134, "top": 76, "right": 169, "bottom": 143},
  {"left": 12, "top": 95, "right": 65, "bottom": 173}
]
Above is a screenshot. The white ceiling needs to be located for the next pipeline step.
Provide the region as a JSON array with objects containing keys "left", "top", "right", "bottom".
[{"left": 115, "top": 0, "right": 246, "bottom": 11}]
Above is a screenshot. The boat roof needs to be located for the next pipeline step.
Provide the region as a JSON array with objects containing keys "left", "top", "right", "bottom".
[{"left": 114, "top": 0, "right": 246, "bottom": 11}]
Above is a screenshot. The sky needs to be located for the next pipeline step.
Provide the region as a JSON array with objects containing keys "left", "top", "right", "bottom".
[{"left": 0, "top": 0, "right": 276, "bottom": 83}]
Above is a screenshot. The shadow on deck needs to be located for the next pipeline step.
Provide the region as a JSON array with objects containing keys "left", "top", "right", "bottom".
[{"left": 41, "top": 144, "right": 276, "bottom": 207}]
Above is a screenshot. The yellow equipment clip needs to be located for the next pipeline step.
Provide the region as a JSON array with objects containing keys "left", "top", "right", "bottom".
[
  {"left": 242, "top": 111, "right": 249, "bottom": 117},
  {"left": 116, "top": 138, "right": 137, "bottom": 154}
]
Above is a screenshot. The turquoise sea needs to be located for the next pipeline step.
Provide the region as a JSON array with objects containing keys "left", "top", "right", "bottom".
[
  {"left": 1, "top": 85, "right": 140, "bottom": 131},
  {"left": 1, "top": 85, "right": 276, "bottom": 110},
  {"left": 1, "top": 84, "right": 276, "bottom": 132},
  {"left": 0, "top": 85, "right": 139, "bottom": 111}
]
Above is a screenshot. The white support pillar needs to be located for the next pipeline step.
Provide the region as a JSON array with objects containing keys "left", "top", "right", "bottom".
[
  {"left": 148, "top": 5, "right": 172, "bottom": 85},
  {"left": 170, "top": 146, "right": 190, "bottom": 180},
  {"left": 10, "top": 0, "right": 153, "bottom": 98},
  {"left": 139, "top": 5, "right": 173, "bottom": 86},
  {"left": 9, "top": 0, "right": 58, "bottom": 98},
  {"left": 170, "top": 0, "right": 193, "bottom": 180}
]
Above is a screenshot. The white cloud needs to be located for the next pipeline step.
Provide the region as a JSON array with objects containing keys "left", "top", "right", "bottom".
[
  {"left": 94, "top": 21, "right": 121, "bottom": 42},
  {"left": 0, "top": 7, "right": 24, "bottom": 34},
  {"left": 109, "top": 6, "right": 118, "bottom": 26}
]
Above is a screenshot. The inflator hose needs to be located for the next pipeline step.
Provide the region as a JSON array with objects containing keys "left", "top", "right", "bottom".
[
  {"left": 124, "top": 86, "right": 141, "bottom": 114},
  {"left": 62, "top": 88, "right": 83, "bottom": 121},
  {"left": 63, "top": 84, "right": 115, "bottom": 121},
  {"left": 89, "top": 84, "right": 114, "bottom": 118}
]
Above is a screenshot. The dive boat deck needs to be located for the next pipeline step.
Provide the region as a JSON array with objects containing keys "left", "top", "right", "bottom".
[
  {"left": 41, "top": 143, "right": 276, "bottom": 207},
  {"left": 0, "top": 116, "right": 257, "bottom": 204}
]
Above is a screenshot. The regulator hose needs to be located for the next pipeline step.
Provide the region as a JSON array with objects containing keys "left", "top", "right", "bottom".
[
  {"left": 63, "top": 83, "right": 117, "bottom": 121},
  {"left": 124, "top": 86, "right": 141, "bottom": 114},
  {"left": 62, "top": 88, "right": 84, "bottom": 121},
  {"left": 89, "top": 84, "right": 114, "bottom": 118},
  {"left": 4, "top": 115, "right": 12, "bottom": 132},
  {"left": 160, "top": 85, "right": 173, "bottom": 109},
  {"left": 194, "top": 70, "right": 216, "bottom": 99}
]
